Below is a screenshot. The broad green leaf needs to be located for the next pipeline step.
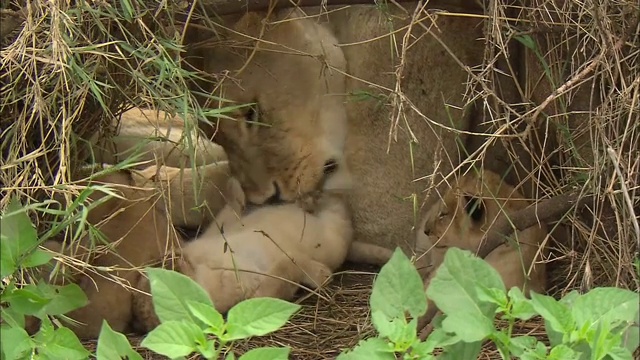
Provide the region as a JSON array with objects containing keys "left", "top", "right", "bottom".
[
  {"left": 336, "top": 337, "right": 395, "bottom": 360},
  {"left": 371, "top": 311, "right": 416, "bottom": 352},
  {"left": 620, "top": 310, "right": 639, "bottom": 353},
  {"left": 547, "top": 344, "right": 580, "bottom": 360},
  {"left": 572, "top": 287, "right": 639, "bottom": 331},
  {"left": 508, "top": 287, "right": 537, "bottom": 320},
  {"left": 0, "top": 325, "right": 34, "bottom": 360},
  {"left": 606, "top": 346, "right": 634, "bottom": 360},
  {"left": 520, "top": 341, "right": 549, "bottom": 360},
  {"left": 37, "top": 283, "right": 89, "bottom": 317},
  {"left": 197, "top": 340, "right": 216, "bottom": 359},
  {"left": 1, "top": 306, "right": 25, "bottom": 328},
  {"left": 530, "top": 292, "right": 574, "bottom": 335},
  {"left": 370, "top": 248, "right": 427, "bottom": 320},
  {"left": 508, "top": 335, "right": 538, "bottom": 357},
  {"left": 426, "top": 248, "right": 503, "bottom": 341},
  {"left": 140, "top": 320, "right": 204, "bottom": 359},
  {"left": 5, "top": 285, "right": 52, "bottom": 315},
  {"left": 419, "top": 327, "right": 462, "bottom": 355},
  {"left": 476, "top": 286, "right": 508, "bottom": 309},
  {"left": 22, "top": 249, "right": 54, "bottom": 269},
  {"left": 145, "top": 267, "right": 213, "bottom": 326},
  {"left": 35, "top": 325, "right": 92, "bottom": 360},
  {"left": 560, "top": 290, "right": 580, "bottom": 307},
  {"left": 186, "top": 300, "right": 224, "bottom": 334},
  {"left": 239, "top": 347, "right": 290, "bottom": 360},
  {"left": 96, "top": 320, "right": 143, "bottom": 360},
  {"left": 0, "top": 197, "right": 39, "bottom": 278},
  {"left": 438, "top": 340, "right": 482, "bottom": 360},
  {"left": 224, "top": 297, "right": 300, "bottom": 341},
  {"left": 1, "top": 235, "right": 17, "bottom": 278}
]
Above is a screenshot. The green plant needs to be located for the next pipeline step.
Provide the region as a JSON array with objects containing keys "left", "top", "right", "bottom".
[
  {"left": 338, "top": 247, "right": 640, "bottom": 360},
  {"left": 1, "top": 197, "right": 91, "bottom": 360},
  {"left": 139, "top": 267, "right": 301, "bottom": 360}
]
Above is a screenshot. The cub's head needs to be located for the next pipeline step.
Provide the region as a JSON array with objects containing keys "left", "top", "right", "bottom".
[
  {"left": 415, "top": 170, "right": 535, "bottom": 276},
  {"left": 200, "top": 103, "right": 351, "bottom": 206}
]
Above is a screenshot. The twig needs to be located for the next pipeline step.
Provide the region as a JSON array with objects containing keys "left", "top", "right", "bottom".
[{"left": 606, "top": 147, "right": 640, "bottom": 250}]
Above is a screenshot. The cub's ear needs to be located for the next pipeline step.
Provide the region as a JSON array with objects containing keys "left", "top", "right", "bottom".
[{"left": 463, "top": 195, "right": 484, "bottom": 223}]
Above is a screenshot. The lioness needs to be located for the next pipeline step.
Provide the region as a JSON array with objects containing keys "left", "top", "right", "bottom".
[
  {"left": 28, "top": 169, "right": 184, "bottom": 339},
  {"left": 416, "top": 169, "right": 547, "bottom": 310},
  {"left": 132, "top": 161, "right": 233, "bottom": 230},
  {"left": 89, "top": 107, "right": 227, "bottom": 169},
  {"left": 195, "top": 9, "right": 351, "bottom": 206}
]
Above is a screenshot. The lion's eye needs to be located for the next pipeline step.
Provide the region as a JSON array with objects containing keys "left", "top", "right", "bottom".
[
  {"left": 323, "top": 159, "right": 338, "bottom": 175},
  {"left": 464, "top": 195, "right": 484, "bottom": 222}
]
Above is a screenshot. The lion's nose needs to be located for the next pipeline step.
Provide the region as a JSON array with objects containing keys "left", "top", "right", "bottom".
[{"left": 265, "top": 182, "right": 281, "bottom": 204}]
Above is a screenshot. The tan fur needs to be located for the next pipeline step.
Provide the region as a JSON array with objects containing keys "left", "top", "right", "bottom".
[
  {"left": 131, "top": 161, "right": 233, "bottom": 229},
  {"left": 416, "top": 169, "right": 547, "bottom": 295},
  {"left": 29, "top": 169, "right": 184, "bottom": 339},
  {"left": 185, "top": 5, "right": 486, "bottom": 259},
  {"left": 195, "top": 9, "right": 351, "bottom": 205},
  {"left": 179, "top": 178, "right": 354, "bottom": 313},
  {"left": 89, "top": 107, "right": 227, "bottom": 169}
]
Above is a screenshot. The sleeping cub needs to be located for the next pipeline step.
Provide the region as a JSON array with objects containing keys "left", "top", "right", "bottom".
[{"left": 179, "top": 177, "right": 354, "bottom": 313}]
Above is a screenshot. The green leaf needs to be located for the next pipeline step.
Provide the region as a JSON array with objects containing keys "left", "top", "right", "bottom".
[
  {"left": 34, "top": 325, "right": 92, "bottom": 360},
  {"left": 22, "top": 249, "right": 54, "bottom": 269},
  {"left": 547, "top": 344, "right": 581, "bottom": 360},
  {"left": 508, "top": 335, "right": 538, "bottom": 357},
  {"left": 426, "top": 248, "right": 503, "bottom": 342},
  {"left": 529, "top": 292, "right": 574, "bottom": 335},
  {"left": 606, "top": 346, "right": 634, "bottom": 360},
  {"left": 140, "top": 320, "right": 204, "bottom": 359},
  {"left": 620, "top": 310, "right": 639, "bottom": 354},
  {"left": 514, "top": 34, "right": 537, "bottom": 50},
  {"left": 571, "top": 287, "right": 639, "bottom": 331},
  {"left": 37, "top": 283, "right": 89, "bottom": 317},
  {"left": 508, "top": 287, "right": 537, "bottom": 321},
  {"left": 438, "top": 340, "right": 482, "bottom": 360},
  {"left": 224, "top": 298, "right": 300, "bottom": 341},
  {"left": 476, "top": 286, "right": 508, "bottom": 309},
  {"left": 239, "top": 347, "right": 290, "bottom": 360},
  {"left": 1, "top": 306, "right": 25, "bottom": 329},
  {"left": 520, "top": 341, "right": 549, "bottom": 360},
  {"left": 336, "top": 337, "right": 395, "bottom": 360},
  {"left": 96, "top": 320, "right": 143, "bottom": 360},
  {"left": 0, "top": 197, "right": 39, "bottom": 278},
  {"left": 0, "top": 325, "right": 34, "bottom": 360},
  {"left": 145, "top": 267, "right": 213, "bottom": 326},
  {"left": 186, "top": 300, "right": 224, "bottom": 335},
  {"left": 371, "top": 311, "right": 416, "bottom": 352},
  {"left": 419, "top": 327, "right": 462, "bottom": 355},
  {"left": 370, "top": 248, "right": 427, "bottom": 320},
  {"left": 5, "top": 284, "right": 52, "bottom": 315}
]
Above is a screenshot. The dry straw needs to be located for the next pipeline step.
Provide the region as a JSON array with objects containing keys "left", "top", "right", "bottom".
[{"left": 1, "top": 0, "right": 638, "bottom": 358}]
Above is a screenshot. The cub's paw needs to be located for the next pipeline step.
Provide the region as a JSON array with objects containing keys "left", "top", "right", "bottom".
[{"left": 302, "top": 260, "right": 333, "bottom": 289}]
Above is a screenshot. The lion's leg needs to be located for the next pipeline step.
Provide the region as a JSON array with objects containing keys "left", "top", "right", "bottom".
[
  {"left": 346, "top": 241, "right": 394, "bottom": 267},
  {"left": 250, "top": 258, "right": 309, "bottom": 302}
]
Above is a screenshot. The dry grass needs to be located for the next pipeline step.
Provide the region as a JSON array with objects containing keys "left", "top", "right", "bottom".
[{"left": 1, "top": 0, "right": 638, "bottom": 358}]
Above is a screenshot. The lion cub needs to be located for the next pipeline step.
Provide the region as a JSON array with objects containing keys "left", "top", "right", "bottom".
[
  {"left": 416, "top": 169, "right": 547, "bottom": 294},
  {"left": 178, "top": 177, "right": 353, "bottom": 313},
  {"left": 132, "top": 161, "right": 232, "bottom": 230},
  {"left": 29, "top": 168, "right": 184, "bottom": 339},
  {"left": 88, "top": 107, "right": 227, "bottom": 169}
]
